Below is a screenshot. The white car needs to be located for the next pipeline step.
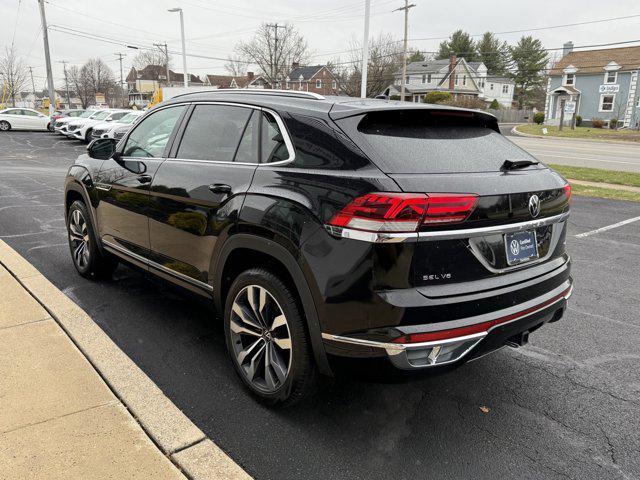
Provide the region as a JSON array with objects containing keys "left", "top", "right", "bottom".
[
  {"left": 90, "top": 111, "right": 144, "bottom": 141},
  {"left": 56, "top": 109, "right": 102, "bottom": 135},
  {"left": 0, "top": 108, "right": 51, "bottom": 131},
  {"left": 66, "top": 109, "right": 130, "bottom": 143}
]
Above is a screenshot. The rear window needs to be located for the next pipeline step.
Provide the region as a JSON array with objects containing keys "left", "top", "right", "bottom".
[{"left": 349, "top": 110, "right": 537, "bottom": 174}]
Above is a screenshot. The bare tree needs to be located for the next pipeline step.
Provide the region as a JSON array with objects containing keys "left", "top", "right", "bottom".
[
  {"left": 67, "top": 65, "right": 92, "bottom": 108},
  {"left": 236, "top": 23, "right": 309, "bottom": 85},
  {"left": 67, "top": 59, "right": 116, "bottom": 108},
  {"left": 132, "top": 49, "right": 171, "bottom": 70},
  {"left": 0, "top": 46, "right": 29, "bottom": 107},
  {"left": 332, "top": 33, "right": 403, "bottom": 98},
  {"left": 224, "top": 55, "right": 247, "bottom": 77}
]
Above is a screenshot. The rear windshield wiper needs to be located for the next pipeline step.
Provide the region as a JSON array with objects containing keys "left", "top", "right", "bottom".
[{"left": 501, "top": 159, "right": 539, "bottom": 171}]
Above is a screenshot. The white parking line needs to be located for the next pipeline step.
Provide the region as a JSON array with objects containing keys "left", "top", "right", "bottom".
[{"left": 575, "top": 215, "right": 640, "bottom": 238}]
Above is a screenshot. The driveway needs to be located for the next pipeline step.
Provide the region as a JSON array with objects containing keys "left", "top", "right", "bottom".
[{"left": 1, "top": 131, "right": 639, "bottom": 479}]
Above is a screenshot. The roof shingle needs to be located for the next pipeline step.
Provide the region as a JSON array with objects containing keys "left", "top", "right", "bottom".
[{"left": 550, "top": 46, "right": 640, "bottom": 75}]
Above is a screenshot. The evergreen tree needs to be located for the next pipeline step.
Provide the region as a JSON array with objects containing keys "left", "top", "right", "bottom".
[
  {"left": 408, "top": 50, "right": 425, "bottom": 63},
  {"left": 476, "top": 32, "right": 510, "bottom": 75},
  {"left": 436, "top": 30, "right": 477, "bottom": 61},
  {"left": 509, "top": 36, "right": 548, "bottom": 108}
]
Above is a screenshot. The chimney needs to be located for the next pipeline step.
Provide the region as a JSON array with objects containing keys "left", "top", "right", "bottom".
[
  {"left": 291, "top": 61, "right": 300, "bottom": 71},
  {"left": 247, "top": 71, "right": 254, "bottom": 80},
  {"left": 448, "top": 53, "right": 457, "bottom": 90},
  {"left": 563, "top": 41, "right": 574, "bottom": 57}
]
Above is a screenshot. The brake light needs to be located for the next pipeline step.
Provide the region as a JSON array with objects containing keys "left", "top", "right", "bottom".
[
  {"left": 563, "top": 183, "right": 571, "bottom": 202},
  {"left": 328, "top": 192, "right": 477, "bottom": 233}
]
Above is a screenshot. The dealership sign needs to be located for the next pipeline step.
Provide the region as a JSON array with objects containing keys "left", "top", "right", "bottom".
[{"left": 599, "top": 84, "right": 620, "bottom": 94}]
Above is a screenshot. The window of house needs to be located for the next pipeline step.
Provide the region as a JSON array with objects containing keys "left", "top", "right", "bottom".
[
  {"left": 502, "top": 85, "right": 509, "bottom": 94},
  {"left": 455, "top": 74, "right": 459, "bottom": 85},
  {"left": 285, "top": 80, "right": 290, "bottom": 89},
  {"left": 299, "top": 80, "right": 304, "bottom": 91},
  {"left": 462, "top": 75, "right": 467, "bottom": 86},
  {"left": 490, "top": 83, "right": 494, "bottom": 91},
  {"left": 422, "top": 74, "right": 426, "bottom": 84},
  {"left": 405, "top": 75, "right": 410, "bottom": 85},
  {"left": 316, "top": 79, "right": 322, "bottom": 88},
  {"left": 176, "top": 104, "right": 253, "bottom": 162},
  {"left": 605, "top": 71, "right": 617, "bottom": 84},
  {"left": 599, "top": 94, "right": 615, "bottom": 112},
  {"left": 332, "top": 79, "right": 337, "bottom": 90},
  {"left": 261, "top": 112, "right": 291, "bottom": 163},
  {"left": 427, "top": 74, "right": 432, "bottom": 83},
  {"left": 564, "top": 73, "right": 575, "bottom": 86},
  {"left": 123, "top": 105, "right": 186, "bottom": 158}
]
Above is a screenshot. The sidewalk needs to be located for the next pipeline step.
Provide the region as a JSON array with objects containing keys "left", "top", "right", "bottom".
[
  {"left": 0, "top": 263, "right": 186, "bottom": 479},
  {"left": 0, "top": 240, "right": 251, "bottom": 480}
]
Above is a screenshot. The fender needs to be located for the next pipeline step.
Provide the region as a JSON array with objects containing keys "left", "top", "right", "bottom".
[
  {"left": 215, "top": 233, "right": 332, "bottom": 376},
  {"left": 64, "top": 166, "right": 105, "bottom": 255}
]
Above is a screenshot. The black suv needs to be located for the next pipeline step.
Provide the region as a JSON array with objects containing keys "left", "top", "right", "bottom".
[{"left": 64, "top": 90, "right": 572, "bottom": 405}]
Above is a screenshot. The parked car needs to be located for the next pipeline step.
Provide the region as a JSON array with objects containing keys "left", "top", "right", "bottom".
[
  {"left": 0, "top": 108, "right": 51, "bottom": 131},
  {"left": 91, "top": 111, "right": 144, "bottom": 140},
  {"left": 55, "top": 109, "right": 100, "bottom": 135},
  {"left": 65, "top": 109, "right": 130, "bottom": 143},
  {"left": 64, "top": 90, "right": 572, "bottom": 405},
  {"left": 51, "top": 108, "right": 86, "bottom": 123}
]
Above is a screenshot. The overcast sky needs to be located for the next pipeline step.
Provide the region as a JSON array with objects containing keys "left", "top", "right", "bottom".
[{"left": 3, "top": 0, "right": 640, "bottom": 91}]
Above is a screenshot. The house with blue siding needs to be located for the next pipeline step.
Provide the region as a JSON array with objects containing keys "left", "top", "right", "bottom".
[{"left": 545, "top": 42, "right": 640, "bottom": 128}]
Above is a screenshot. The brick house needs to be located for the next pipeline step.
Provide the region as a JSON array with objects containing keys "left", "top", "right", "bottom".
[
  {"left": 126, "top": 65, "right": 203, "bottom": 106},
  {"left": 282, "top": 63, "right": 339, "bottom": 96}
]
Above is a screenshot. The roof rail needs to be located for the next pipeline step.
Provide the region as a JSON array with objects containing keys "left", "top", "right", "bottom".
[{"left": 172, "top": 88, "right": 325, "bottom": 101}]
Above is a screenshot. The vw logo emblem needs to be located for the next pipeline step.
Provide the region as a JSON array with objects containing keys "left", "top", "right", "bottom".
[
  {"left": 528, "top": 195, "right": 541, "bottom": 218},
  {"left": 510, "top": 240, "right": 520, "bottom": 256}
]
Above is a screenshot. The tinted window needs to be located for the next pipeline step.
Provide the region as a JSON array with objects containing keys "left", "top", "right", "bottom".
[
  {"left": 351, "top": 110, "right": 536, "bottom": 173},
  {"left": 234, "top": 110, "right": 259, "bottom": 163},
  {"left": 22, "top": 110, "right": 39, "bottom": 116},
  {"left": 109, "top": 112, "right": 128, "bottom": 121},
  {"left": 91, "top": 111, "right": 110, "bottom": 120},
  {"left": 261, "top": 112, "right": 290, "bottom": 163},
  {"left": 122, "top": 106, "right": 185, "bottom": 158},
  {"left": 177, "top": 105, "right": 252, "bottom": 162}
]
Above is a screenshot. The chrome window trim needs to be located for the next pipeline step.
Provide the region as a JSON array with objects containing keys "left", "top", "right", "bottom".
[
  {"left": 171, "top": 101, "right": 296, "bottom": 167},
  {"left": 325, "top": 211, "right": 570, "bottom": 243},
  {"left": 102, "top": 239, "right": 213, "bottom": 292},
  {"left": 173, "top": 88, "right": 325, "bottom": 100}
]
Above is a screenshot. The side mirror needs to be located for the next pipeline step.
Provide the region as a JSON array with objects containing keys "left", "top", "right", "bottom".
[{"left": 87, "top": 138, "right": 117, "bottom": 160}]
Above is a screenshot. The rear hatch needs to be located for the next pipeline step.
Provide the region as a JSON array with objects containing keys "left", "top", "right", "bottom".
[{"left": 332, "top": 107, "right": 570, "bottom": 288}]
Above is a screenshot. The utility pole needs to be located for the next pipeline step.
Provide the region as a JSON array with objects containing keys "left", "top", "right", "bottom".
[
  {"left": 59, "top": 61, "right": 71, "bottom": 109},
  {"left": 115, "top": 53, "right": 126, "bottom": 108},
  {"left": 266, "top": 23, "right": 283, "bottom": 88},
  {"left": 28, "top": 66, "right": 36, "bottom": 108},
  {"left": 38, "top": 0, "right": 56, "bottom": 115},
  {"left": 360, "top": 0, "right": 371, "bottom": 98},
  {"left": 395, "top": 0, "right": 416, "bottom": 102},
  {"left": 154, "top": 43, "right": 171, "bottom": 87}
]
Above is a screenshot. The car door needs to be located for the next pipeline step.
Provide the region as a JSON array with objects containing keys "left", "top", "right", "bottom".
[
  {"left": 94, "top": 104, "right": 187, "bottom": 265},
  {"left": 8, "top": 109, "right": 28, "bottom": 129},
  {"left": 21, "top": 109, "right": 46, "bottom": 129},
  {"left": 147, "top": 103, "right": 260, "bottom": 291}
]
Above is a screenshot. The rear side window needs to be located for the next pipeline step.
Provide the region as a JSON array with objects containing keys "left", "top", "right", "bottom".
[
  {"left": 177, "top": 104, "right": 252, "bottom": 162},
  {"left": 261, "top": 112, "right": 291, "bottom": 163},
  {"left": 348, "top": 110, "right": 536, "bottom": 174}
]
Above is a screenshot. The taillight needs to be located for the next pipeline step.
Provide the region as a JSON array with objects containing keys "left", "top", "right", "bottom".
[
  {"left": 328, "top": 192, "right": 477, "bottom": 233},
  {"left": 564, "top": 183, "right": 571, "bottom": 202}
]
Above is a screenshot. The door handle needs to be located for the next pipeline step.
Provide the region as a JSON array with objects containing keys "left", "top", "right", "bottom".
[
  {"left": 208, "top": 184, "right": 231, "bottom": 195},
  {"left": 137, "top": 174, "right": 152, "bottom": 184}
]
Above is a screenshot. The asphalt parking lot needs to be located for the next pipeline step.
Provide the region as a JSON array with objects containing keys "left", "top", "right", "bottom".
[{"left": 1, "top": 131, "right": 640, "bottom": 480}]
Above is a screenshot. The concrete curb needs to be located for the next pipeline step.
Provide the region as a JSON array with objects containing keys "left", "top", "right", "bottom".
[
  {"left": 511, "top": 125, "right": 640, "bottom": 146},
  {"left": 0, "top": 240, "right": 251, "bottom": 480}
]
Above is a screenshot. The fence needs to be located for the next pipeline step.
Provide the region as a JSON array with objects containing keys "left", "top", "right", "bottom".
[{"left": 486, "top": 108, "right": 535, "bottom": 123}]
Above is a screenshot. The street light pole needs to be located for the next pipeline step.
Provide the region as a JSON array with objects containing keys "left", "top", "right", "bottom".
[
  {"left": 168, "top": 8, "right": 188, "bottom": 89},
  {"left": 360, "top": 0, "right": 371, "bottom": 98}
]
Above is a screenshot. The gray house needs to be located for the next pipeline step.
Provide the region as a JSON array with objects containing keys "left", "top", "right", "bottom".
[{"left": 545, "top": 43, "right": 640, "bottom": 127}]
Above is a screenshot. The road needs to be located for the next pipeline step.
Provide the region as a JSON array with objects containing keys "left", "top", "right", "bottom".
[
  {"left": 1, "top": 131, "right": 640, "bottom": 480},
  {"left": 500, "top": 125, "right": 640, "bottom": 173}
]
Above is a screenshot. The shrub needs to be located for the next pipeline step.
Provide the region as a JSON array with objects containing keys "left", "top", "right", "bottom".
[
  {"left": 592, "top": 118, "right": 605, "bottom": 128},
  {"left": 424, "top": 91, "right": 452, "bottom": 104},
  {"left": 609, "top": 118, "right": 619, "bottom": 129},
  {"left": 442, "top": 96, "right": 487, "bottom": 110},
  {"left": 533, "top": 112, "right": 545, "bottom": 124},
  {"left": 389, "top": 94, "right": 401, "bottom": 101},
  {"left": 489, "top": 99, "right": 500, "bottom": 110},
  {"left": 575, "top": 115, "right": 582, "bottom": 127}
]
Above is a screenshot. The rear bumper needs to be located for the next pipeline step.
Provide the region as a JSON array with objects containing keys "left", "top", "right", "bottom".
[{"left": 322, "top": 280, "right": 572, "bottom": 370}]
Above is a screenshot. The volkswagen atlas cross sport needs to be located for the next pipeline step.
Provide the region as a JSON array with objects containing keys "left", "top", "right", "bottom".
[{"left": 64, "top": 90, "right": 572, "bottom": 405}]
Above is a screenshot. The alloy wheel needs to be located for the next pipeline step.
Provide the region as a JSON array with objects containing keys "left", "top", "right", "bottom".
[
  {"left": 69, "top": 209, "right": 90, "bottom": 270},
  {"left": 0, "top": 121, "right": 9, "bottom": 131},
  {"left": 229, "top": 285, "right": 292, "bottom": 393}
]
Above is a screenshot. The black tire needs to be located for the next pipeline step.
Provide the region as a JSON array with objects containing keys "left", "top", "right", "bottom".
[
  {"left": 0, "top": 120, "right": 11, "bottom": 132},
  {"left": 84, "top": 128, "right": 93, "bottom": 143},
  {"left": 224, "top": 268, "right": 318, "bottom": 406},
  {"left": 47, "top": 122, "right": 54, "bottom": 132},
  {"left": 66, "top": 200, "right": 118, "bottom": 279}
]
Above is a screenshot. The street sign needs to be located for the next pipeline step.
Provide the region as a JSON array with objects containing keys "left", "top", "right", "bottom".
[
  {"left": 564, "top": 101, "right": 576, "bottom": 114},
  {"left": 599, "top": 84, "right": 620, "bottom": 94}
]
